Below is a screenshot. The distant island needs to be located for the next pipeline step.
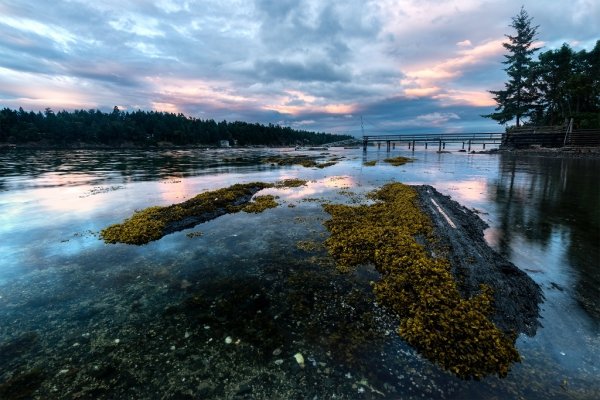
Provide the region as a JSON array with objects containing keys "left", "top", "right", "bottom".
[{"left": 0, "top": 107, "right": 353, "bottom": 148}]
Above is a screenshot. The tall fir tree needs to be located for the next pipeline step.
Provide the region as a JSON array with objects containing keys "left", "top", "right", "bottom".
[{"left": 485, "top": 7, "right": 540, "bottom": 127}]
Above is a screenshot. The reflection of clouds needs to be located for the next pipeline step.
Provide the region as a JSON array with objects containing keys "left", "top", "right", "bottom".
[
  {"left": 283, "top": 176, "right": 357, "bottom": 200},
  {"left": 484, "top": 227, "right": 501, "bottom": 249},
  {"left": 445, "top": 179, "right": 487, "bottom": 203},
  {"left": 34, "top": 172, "right": 105, "bottom": 188},
  {"left": 159, "top": 179, "right": 195, "bottom": 203},
  {"left": 39, "top": 186, "right": 106, "bottom": 214}
]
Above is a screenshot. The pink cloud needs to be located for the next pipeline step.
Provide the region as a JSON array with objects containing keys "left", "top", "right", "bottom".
[
  {"left": 434, "top": 89, "right": 495, "bottom": 107},
  {"left": 400, "top": 39, "right": 505, "bottom": 106}
]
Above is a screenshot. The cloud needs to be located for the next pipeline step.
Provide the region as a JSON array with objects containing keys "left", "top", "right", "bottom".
[
  {"left": 253, "top": 59, "right": 351, "bottom": 83},
  {"left": 0, "top": 0, "right": 598, "bottom": 135},
  {"left": 416, "top": 112, "right": 460, "bottom": 125}
]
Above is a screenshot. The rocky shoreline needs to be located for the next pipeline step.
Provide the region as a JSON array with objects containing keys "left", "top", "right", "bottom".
[{"left": 415, "top": 185, "right": 542, "bottom": 337}]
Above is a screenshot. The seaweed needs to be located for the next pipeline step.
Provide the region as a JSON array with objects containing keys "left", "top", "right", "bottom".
[
  {"left": 242, "top": 195, "right": 279, "bottom": 213},
  {"left": 363, "top": 160, "right": 377, "bottom": 166},
  {"left": 262, "top": 156, "right": 337, "bottom": 169},
  {"left": 274, "top": 179, "right": 307, "bottom": 188},
  {"left": 101, "top": 180, "right": 303, "bottom": 245},
  {"left": 383, "top": 156, "right": 413, "bottom": 166},
  {"left": 322, "top": 182, "right": 520, "bottom": 379},
  {"left": 316, "top": 161, "right": 337, "bottom": 168}
]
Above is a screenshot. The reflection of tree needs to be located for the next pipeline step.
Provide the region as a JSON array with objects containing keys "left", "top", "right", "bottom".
[
  {"left": 0, "top": 149, "right": 272, "bottom": 187},
  {"left": 490, "top": 153, "right": 600, "bottom": 319}
]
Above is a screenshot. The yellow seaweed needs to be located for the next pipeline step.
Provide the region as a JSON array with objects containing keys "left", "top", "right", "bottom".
[
  {"left": 323, "top": 182, "right": 520, "bottom": 379},
  {"left": 383, "top": 156, "right": 413, "bottom": 166},
  {"left": 242, "top": 195, "right": 279, "bottom": 213},
  {"left": 101, "top": 181, "right": 292, "bottom": 245}
]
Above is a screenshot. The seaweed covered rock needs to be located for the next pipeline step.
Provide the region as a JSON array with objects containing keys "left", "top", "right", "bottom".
[
  {"left": 242, "top": 195, "right": 279, "bottom": 213},
  {"left": 101, "top": 182, "right": 280, "bottom": 245},
  {"left": 262, "top": 155, "right": 337, "bottom": 169},
  {"left": 323, "top": 183, "right": 533, "bottom": 379},
  {"left": 414, "top": 185, "right": 542, "bottom": 337},
  {"left": 383, "top": 156, "right": 413, "bottom": 166}
]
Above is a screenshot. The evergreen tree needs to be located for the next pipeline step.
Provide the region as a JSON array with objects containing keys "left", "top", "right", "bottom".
[
  {"left": 485, "top": 7, "right": 540, "bottom": 127},
  {"left": 0, "top": 107, "right": 352, "bottom": 146},
  {"left": 532, "top": 44, "right": 574, "bottom": 125}
]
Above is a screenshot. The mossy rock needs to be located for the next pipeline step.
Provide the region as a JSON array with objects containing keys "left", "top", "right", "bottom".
[
  {"left": 383, "top": 156, "right": 413, "bottom": 166},
  {"left": 242, "top": 195, "right": 279, "bottom": 213},
  {"left": 274, "top": 179, "right": 307, "bottom": 188},
  {"left": 323, "top": 182, "right": 520, "bottom": 379}
]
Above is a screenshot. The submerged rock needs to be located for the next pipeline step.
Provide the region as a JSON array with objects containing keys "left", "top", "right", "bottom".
[{"left": 383, "top": 156, "right": 413, "bottom": 166}]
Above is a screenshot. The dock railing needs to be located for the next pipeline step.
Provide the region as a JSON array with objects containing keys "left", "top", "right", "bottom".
[
  {"left": 363, "top": 129, "right": 600, "bottom": 151},
  {"left": 362, "top": 132, "right": 503, "bottom": 152}
]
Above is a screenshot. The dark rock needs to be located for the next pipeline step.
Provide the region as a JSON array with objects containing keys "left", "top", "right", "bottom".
[{"left": 415, "top": 185, "right": 543, "bottom": 337}]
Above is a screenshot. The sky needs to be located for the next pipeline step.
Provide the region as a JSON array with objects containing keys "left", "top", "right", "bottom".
[{"left": 0, "top": 1, "right": 598, "bottom": 136}]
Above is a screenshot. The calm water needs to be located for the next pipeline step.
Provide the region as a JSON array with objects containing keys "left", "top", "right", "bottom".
[{"left": 0, "top": 147, "right": 598, "bottom": 399}]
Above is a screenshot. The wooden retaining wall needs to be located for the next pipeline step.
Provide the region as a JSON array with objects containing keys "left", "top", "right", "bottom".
[{"left": 503, "top": 128, "right": 600, "bottom": 148}]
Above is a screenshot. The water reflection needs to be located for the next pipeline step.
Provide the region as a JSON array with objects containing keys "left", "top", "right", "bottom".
[
  {"left": 1, "top": 148, "right": 599, "bottom": 399},
  {"left": 0, "top": 148, "right": 288, "bottom": 190},
  {"left": 491, "top": 154, "right": 600, "bottom": 319}
]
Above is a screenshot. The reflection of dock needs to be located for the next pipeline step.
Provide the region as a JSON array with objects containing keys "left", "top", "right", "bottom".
[{"left": 362, "top": 133, "right": 503, "bottom": 152}]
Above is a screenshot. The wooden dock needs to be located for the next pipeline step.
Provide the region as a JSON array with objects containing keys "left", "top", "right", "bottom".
[
  {"left": 362, "top": 128, "right": 600, "bottom": 151},
  {"left": 362, "top": 132, "right": 503, "bottom": 152}
]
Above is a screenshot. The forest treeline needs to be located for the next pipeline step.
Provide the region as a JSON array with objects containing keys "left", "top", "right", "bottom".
[
  {"left": 528, "top": 42, "right": 600, "bottom": 127},
  {"left": 0, "top": 107, "right": 352, "bottom": 147},
  {"left": 486, "top": 8, "right": 600, "bottom": 129}
]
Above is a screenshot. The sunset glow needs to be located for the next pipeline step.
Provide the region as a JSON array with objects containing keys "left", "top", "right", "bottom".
[{"left": 0, "top": 1, "right": 597, "bottom": 134}]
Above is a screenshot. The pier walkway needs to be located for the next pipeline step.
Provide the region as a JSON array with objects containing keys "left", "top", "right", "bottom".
[
  {"left": 362, "top": 133, "right": 503, "bottom": 152},
  {"left": 362, "top": 128, "right": 600, "bottom": 151}
]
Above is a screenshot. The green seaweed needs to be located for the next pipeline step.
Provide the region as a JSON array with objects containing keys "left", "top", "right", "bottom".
[
  {"left": 363, "top": 160, "right": 377, "bottom": 166},
  {"left": 242, "top": 195, "right": 279, "bottom": 213},
  {"left": 323, "top": 183, "right": 520, "bottom": 380},
  {"left": 101, "top": 180, "right": 307, "bottom": 245},
  {"left": 316, "top": 161, "right": 338, "bottom": 168},
  {"left": 186, "top": 231, "right": 203, "bottom": 238},
  {"left": 296, "top": 240, "right": 323, "bottom": 252},
  {"left": 274, "top": 178, "right": 308, "bottom": 188},
  {"left": 263, "top": 156, "right": 337, "bottom": 169},
  {"left": 383, "top": 156, "right": 413, "bottom": 166}
]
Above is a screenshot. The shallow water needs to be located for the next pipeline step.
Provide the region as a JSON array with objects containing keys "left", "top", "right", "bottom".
[{"left": 0, "top": 147, "right": 598, "bottom": 399}]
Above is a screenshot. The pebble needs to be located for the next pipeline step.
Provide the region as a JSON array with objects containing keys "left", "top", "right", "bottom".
[
  {"left": 274, "top": 359, "right": 284, "bottom": 365},
  {"left": 170, "top": 345, "right": 176, "bottom": 351},
  {"left": 273, "top": 348, "right": 282, "bottom": 356},
  {"left": 184, "top": 331, "right": 190, "bottom": 339},
  {"left": 294, "top": 353, "right": 305, "bottom": 368},
  {"left": 225, "top": 336, "right": 233, "bottom": 344},
  {"left": 114, "top": 339, "right": 120, "bottom": 344}
]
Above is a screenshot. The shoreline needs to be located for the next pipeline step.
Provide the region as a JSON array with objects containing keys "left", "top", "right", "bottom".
[
  {"left": 3, "top": 141, "right": 600, "bottom": 157},
  {"left": 497, "top": 146, "right": 600, "bottom": 157}
]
